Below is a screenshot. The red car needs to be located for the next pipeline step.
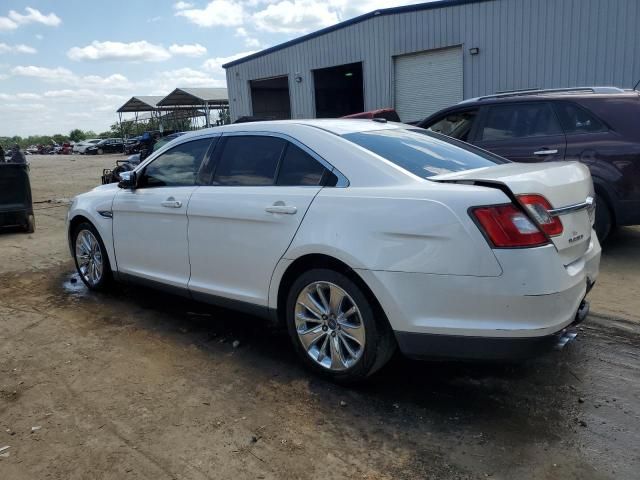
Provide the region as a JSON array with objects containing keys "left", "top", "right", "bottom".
[{"left": 342, "top": 108, "right": 401, "bottom": 122}]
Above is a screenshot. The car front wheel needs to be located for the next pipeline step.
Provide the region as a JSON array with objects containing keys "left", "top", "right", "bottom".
[
  {"left": 72, "top": 222, "right": 111, "bottom": 290},
  {"left": 286, "top": 268, "right": 395, "bottom": 382}
]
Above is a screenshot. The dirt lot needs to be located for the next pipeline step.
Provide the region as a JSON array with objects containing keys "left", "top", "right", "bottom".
[{"left": 1, "top": 155, "right": 639, "bottom": 479}]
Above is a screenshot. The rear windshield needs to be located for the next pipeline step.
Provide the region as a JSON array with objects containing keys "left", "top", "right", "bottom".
[{"left": 343, "top": 128, "right": 507, "bottom": 178}]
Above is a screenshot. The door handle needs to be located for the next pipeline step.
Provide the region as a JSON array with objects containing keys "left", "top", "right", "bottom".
[
  {"left": 265, "top": 203, "right": 297, "bottom": 215},
  {"left": 533, "top": 149, "right": 558, "bottom": 156},
  {"left": 161, "top": 197, "right": 182, "bottom": 208}
]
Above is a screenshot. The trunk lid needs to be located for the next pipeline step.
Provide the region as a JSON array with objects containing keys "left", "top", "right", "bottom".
[{"left": 432, "top": 161, "right": 595, "bottom": 264}]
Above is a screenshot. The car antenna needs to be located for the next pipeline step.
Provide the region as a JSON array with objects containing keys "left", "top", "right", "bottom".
[{"left": 372, "top": 118, "right": 387, "bottom": 123}]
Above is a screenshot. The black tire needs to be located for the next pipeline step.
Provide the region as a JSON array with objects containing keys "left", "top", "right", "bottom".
[
  {"left": 286, "top": 268, "right": 396, "bottom": 383},
  {"left": 24, "top": 214, "right": 35, "bottom": 233},
  {"left": 71, "top": 222, "right": 112, "bottom": 291},
  {"left": 594, "top": 194, "right": 612, "bottom": 243},
  {"left": 97, "top": 148, "right": 104, "bottom": 155}
]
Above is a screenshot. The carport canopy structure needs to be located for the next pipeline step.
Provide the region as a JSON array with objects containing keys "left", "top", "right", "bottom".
[
  {"left": 116, "top": 96, "right": 167, "bottom": 138},
  {"left": 157, "top": 88, "right": 228, "bottom": 127},
  {"left": 117, "top": 95, "right": 165, "bottom": 113}
]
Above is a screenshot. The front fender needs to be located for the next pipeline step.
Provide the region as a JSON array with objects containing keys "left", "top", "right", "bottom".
[{"left": 67, "top": 190, "right": 117, "bottom": 272}]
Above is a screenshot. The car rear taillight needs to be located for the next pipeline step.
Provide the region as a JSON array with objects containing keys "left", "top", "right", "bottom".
[
  {"left": 518, "top": 194, "right": 563, "bottom": 236},
  {"left": 472, "top": 204, "right": 549, "bottom": 248}
]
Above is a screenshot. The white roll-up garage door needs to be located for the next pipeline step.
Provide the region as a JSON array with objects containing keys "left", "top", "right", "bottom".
[{"left": 394, "top": 46, "right": 463, "bottom": 123}]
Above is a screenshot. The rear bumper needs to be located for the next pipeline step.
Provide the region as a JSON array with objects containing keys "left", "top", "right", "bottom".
[
  {"left": 396, "top": 299, "right": 590, "bottom": 360},
  {"left": 358, "top": 234, "right": 601, "bottom": 359}
]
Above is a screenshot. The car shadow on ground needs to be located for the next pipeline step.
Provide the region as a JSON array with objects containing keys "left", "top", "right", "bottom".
[
  {"left": 601, "top": 226, "right": 640, "bottom": 258},
  {"left": 57, "top": 267, "right": 595, "bottom": 443}
]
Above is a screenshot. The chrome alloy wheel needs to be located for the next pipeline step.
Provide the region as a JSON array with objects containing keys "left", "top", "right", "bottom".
[
  {"left": 75, "top": 229, "right": 104, "bottom": 287},
  {"left": 294, "top": 281, "right": 366, "bottom": 371}
]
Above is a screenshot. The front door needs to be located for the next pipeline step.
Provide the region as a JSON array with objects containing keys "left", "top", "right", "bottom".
[
  {"left": 473, "top": 102, "right": 567, "bottom": 163},
  {"left": 112, "top": 137, "right": 213, "bottom": 288},
  {"left": 188, "top": 134, "right": 331, "bottom": 306}
]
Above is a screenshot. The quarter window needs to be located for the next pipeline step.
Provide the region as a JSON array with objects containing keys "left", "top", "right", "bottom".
[
  {"left": 554, "top": 102, "right": 606, "bottom": 134},
  {"left": 276, "top": 144, "right": 326, "bottom": 186},
  {"left": 142, "top": 138, "right": 211, "bottom": 187},
  {"left": 480, "top": 103, "right": 562, "bottom": 141},
  {"left": 213, "top": 136, "right": 286, "bottom": 186}
]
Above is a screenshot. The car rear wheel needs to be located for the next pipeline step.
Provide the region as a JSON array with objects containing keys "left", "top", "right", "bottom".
[
  {"left": 72, "top": 222, "right": 111, "bottom": 290},
  {"left": 286, "top": 268, "right": 395, "bottom": 383},
  {"left": 594, "top": 194, "right": 612, "bottom": 243}
]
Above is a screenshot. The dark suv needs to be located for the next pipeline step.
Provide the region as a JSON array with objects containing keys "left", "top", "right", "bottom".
[{"left": 417, "top": 87, "right": 640, "bottom": 240}]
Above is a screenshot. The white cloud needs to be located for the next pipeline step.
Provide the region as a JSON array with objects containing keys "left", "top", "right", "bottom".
[
  {"left": 202, "top": 50, "right": 257, "bottom": 76},
  {"left": 7, "top": 7, "right": 61, "bottom": 27},
  {"left": 11, "top": 65, "right": 74, "bottom": 81},
  {"left": 169, "top": 43, "right": 207, "bottom": 57},
  {"left": 43, "top": 89, "right": 125, "bottom": 101},
  {"left": 252, "top": 0, "right": 338, "bottom": 33},
  {"left": 147, "top": 16, "right": 162, "bottom": 23},
  {"left": 35, "top": 34, "right": 44, "bottom": 40},
  {"left": 67, "top": 40, "right": 172, "bottom": 62},
  {"left": 15, "top": 44, "right": 37, "bottom": 54},
  {"left": 234, "top": 28, "right": 262, "bottom": 48},
  {"left": 0, "top": 17, "right": 17, "bottom": 31},
  {"left": 11, "top": 65, "right": 132, "bottom": 90},
  {"left": 176, "top": 0, "right": 244, "bottom": 27},
  {"left": 174, "top": 1, "right": 194, "bottom": 9},
  {"left": 141, "top": 67, "right": 225, "bottom": 94},
  {"left": 1, "top": 43, "right": 37, "bottom": 54},
  {"left": 329, "top": 0, "right": 427, "bottom": 19},
  {"left": 0, "top": 92, "right": 41, "bottom": 100}
]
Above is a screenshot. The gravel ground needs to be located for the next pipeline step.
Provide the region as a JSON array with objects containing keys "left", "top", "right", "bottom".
[{"left": 0, "top": 154, "right": 638, "bottom": 479}]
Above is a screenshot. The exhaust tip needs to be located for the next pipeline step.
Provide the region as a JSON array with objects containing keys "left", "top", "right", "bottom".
[{"left": 554, "top": 329, "right": 578, "bottom": 350}]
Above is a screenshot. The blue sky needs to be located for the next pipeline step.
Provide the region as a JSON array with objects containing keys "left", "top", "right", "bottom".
[{"left": 0, "top": 0, "right": 425, "bottom": 136}]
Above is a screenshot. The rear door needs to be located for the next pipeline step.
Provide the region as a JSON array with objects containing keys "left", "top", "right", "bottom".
[
  {"left": 473, "top": 102, "right": 567, "bottom": 163},
  {"left": 187, "top": 133, "right": 331, "bottom": 306}
]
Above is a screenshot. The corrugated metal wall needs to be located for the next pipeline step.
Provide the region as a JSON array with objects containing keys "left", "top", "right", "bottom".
[{"left": 225, "top": 0, "right": 640, "bottom": 121}]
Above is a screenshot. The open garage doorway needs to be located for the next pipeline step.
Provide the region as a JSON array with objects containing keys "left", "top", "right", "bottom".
[
  {"left": 250, "top": 76, "right": 291, "bottom": 119},
  {"left": 313, "top": 62, "right": 364, "bottom": 118}
]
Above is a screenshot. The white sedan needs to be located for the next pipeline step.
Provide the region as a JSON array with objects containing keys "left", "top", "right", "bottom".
[
  {"left": 67, "top": 120, "right": 600, "bottom": 382},
  {"left": 73, "top": 139, "right": 102, "bottom": 154}
]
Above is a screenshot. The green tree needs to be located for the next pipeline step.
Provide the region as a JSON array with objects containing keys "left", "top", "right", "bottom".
[{"left": 69, "top": 129, "right": 86, "bottom": 142}]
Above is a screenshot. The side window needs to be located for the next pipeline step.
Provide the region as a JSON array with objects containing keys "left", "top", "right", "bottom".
[
  {"left": 480, "top": 103, "right": 562, "bottom": 141},
  {"left": 142, "top": 138, "right": 211, "bottom": 187},
  {"left": 427, "top": 110, "right": 478, "bottom": 141},
  {"left": 276, "top": 143, "right": 326, "bottom": 186},
  {"left": 212, "top": 136, "right": 286, "bottom": 186},
  {"left": 554, "top": 102, "right": 606, "bottom": 134}
]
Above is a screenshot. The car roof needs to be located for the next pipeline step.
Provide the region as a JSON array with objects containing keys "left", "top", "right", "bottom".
[
  {"left": 179, "top": 119, "right": 405, "bottom": 140},
  {"left": 458, "top": 87, "right": 639, "bottom": 106}
]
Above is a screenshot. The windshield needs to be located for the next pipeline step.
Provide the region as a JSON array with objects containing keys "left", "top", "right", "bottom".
[{"left": 343, "top": 128, "right": 507, "bottom": 178}]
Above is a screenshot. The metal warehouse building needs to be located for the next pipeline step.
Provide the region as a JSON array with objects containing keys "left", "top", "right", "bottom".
[{"left": 223, "top": 0, "right": 640, "bottom": 123}]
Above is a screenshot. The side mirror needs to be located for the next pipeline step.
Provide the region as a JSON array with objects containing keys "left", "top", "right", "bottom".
[{"left": 118, "top": 170, "right": 137, "bottom": 189}]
